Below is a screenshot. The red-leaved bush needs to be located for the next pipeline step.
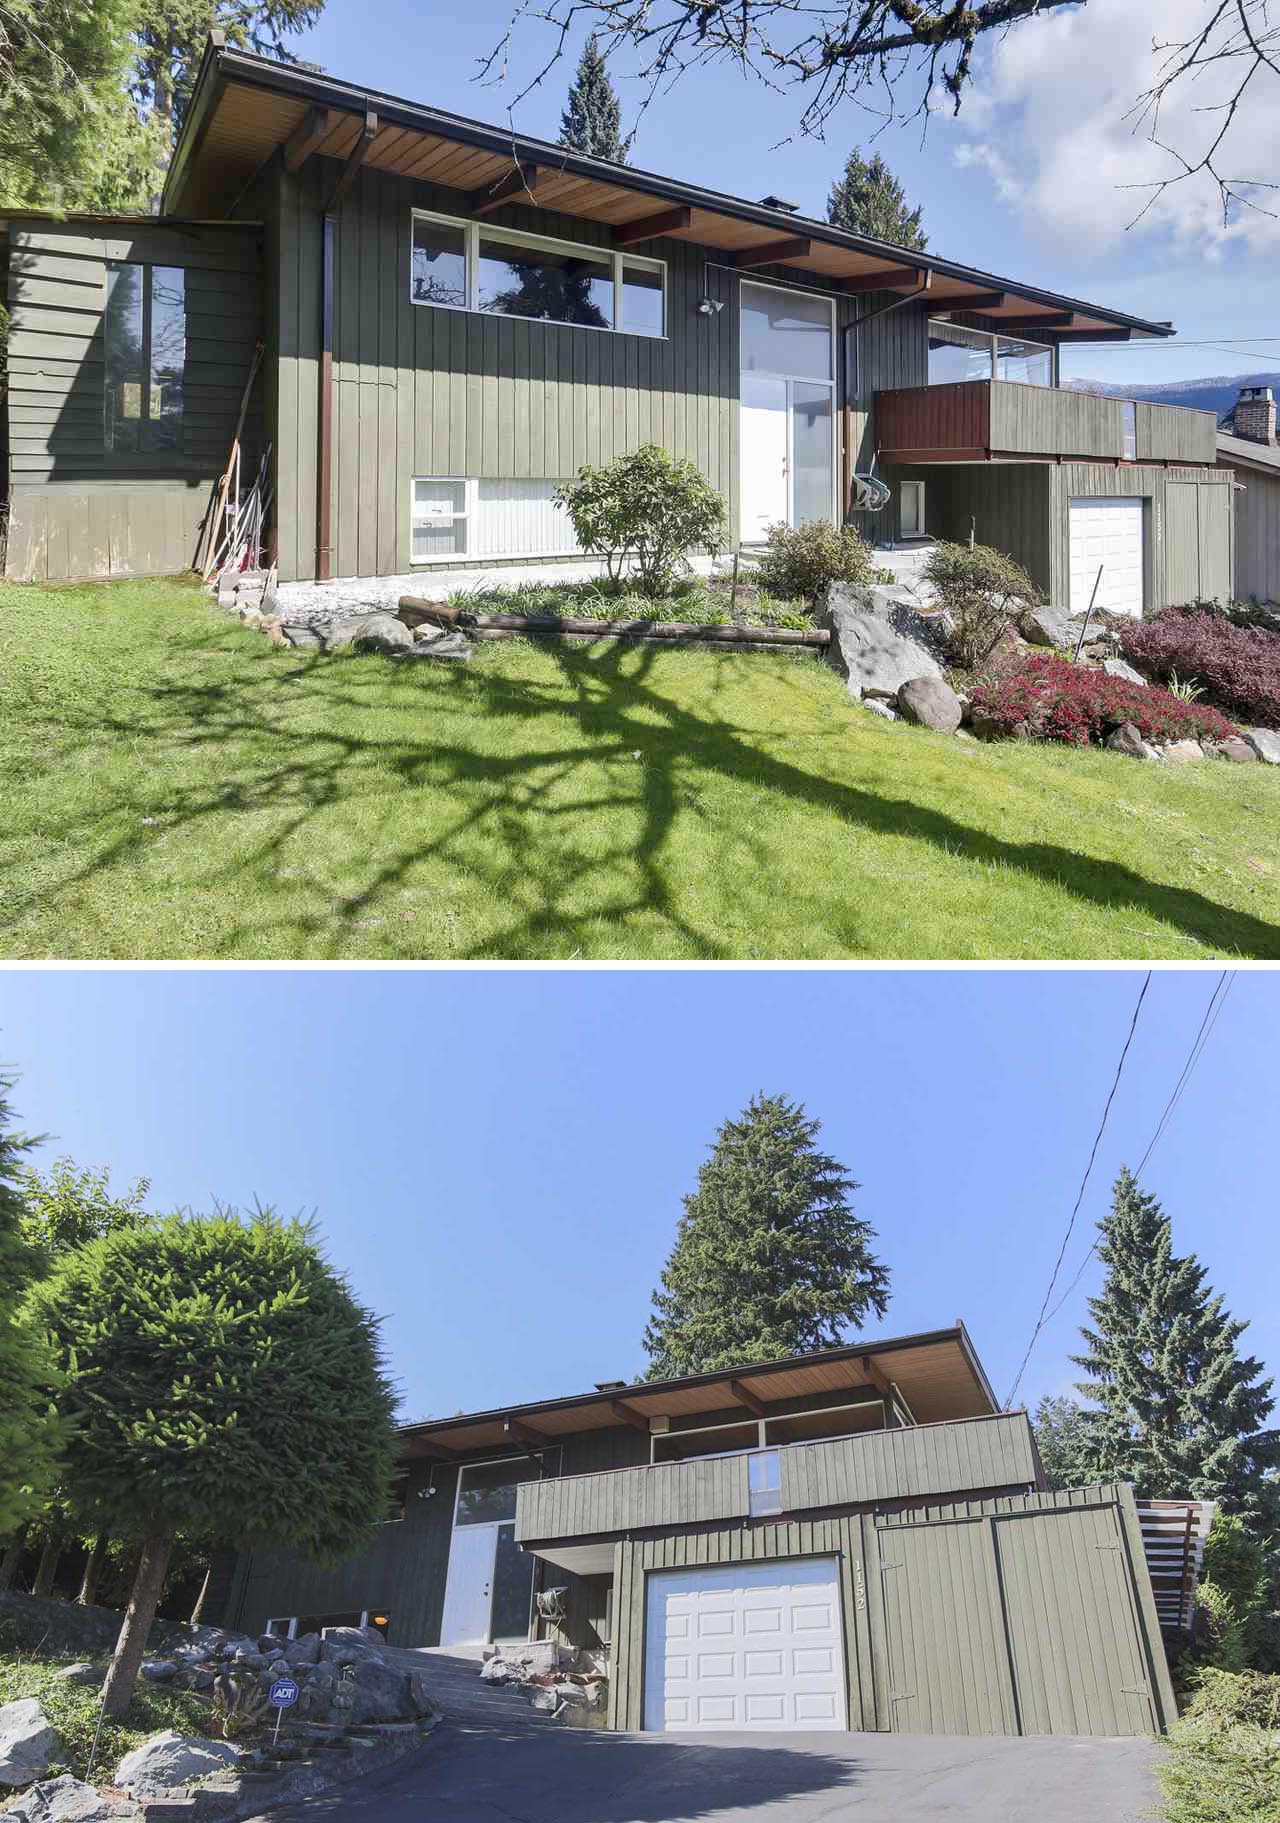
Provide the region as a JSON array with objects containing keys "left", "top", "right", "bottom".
[
  {"left": 967, "top": 654, "right": 1237, "bottom": 748},
  {"left": 1119, "top": 611, "right": 1280, "bottom": 730}
]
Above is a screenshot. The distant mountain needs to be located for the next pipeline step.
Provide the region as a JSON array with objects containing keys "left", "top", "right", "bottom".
[{"left": 1064, "top": 369, "right": 1280, "bottom": 423}]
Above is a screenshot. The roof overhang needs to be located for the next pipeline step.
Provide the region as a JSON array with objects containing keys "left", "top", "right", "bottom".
[
  {"left": 1218, "top": 431, "right": 1280, "bottom": 474},
  {"left": 395, "top": 1324, "right": 1001, "bottom": 1461},
  {"left": 164, "top": 36, "right": 1174, "bottom": 344}
]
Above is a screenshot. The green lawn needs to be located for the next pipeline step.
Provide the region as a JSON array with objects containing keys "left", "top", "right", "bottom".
[{"left": 2, "top": 576, "right": 1278, "bottom": 960}]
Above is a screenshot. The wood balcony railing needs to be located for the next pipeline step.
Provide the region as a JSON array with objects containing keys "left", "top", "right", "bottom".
[
  {"left": 873, "top": 380, "right": 1218, "bottom": 466},
  {"left": 514, "top": 1411, "right": 1041, "bottom": 1547}
]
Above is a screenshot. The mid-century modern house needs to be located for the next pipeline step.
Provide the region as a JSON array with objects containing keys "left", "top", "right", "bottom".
[
  {"left": 1, "top": 33, "right": 1232, "bottom": 618},
  {"left": 1217, "top": 385, "right": 1280, "bottom": 604},
  {"left": 208, "top": 1324, "right": 1190, "bottom": 1739}
]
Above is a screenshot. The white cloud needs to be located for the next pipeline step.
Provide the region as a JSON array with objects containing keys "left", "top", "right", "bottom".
[{"left": 947, "top": 0, "right": 1280, "bottom": 256}]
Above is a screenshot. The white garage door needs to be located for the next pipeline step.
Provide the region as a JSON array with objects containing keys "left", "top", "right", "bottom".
[
  {"left": 643, "top": 1559, "right": 847, "bottom": 1732},
  {"left": 1069, "top": 497, "right": 1144, "bottom": 617}
]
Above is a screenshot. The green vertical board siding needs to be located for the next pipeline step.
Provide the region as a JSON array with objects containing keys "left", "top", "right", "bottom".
[
  {"left": 877, "top": 1517, "right": 1015, "bottom": 1735},
  {"left": 4, "top": 218, "right": 263, "bottom": 582},
  {"left": 990, "top": 383, "right": 1124, "bottom": 459},
  {"left": 1165, "top": 479, "right": 1202, "bottom": 605},
  {"left": 1225, "top": 458, "right": 1280, "bottom": 602},
  {"left": 899, "top": 462, "right": 1052, "bottom": 590},
  {"left": 1196, "top": 479, "right": 1233, "bottom": 601},
  {"left": 1138, "top": 402, "right": 1216, "bottom": 465},
  {"left": 780, "top": 1413, "right": 1038, "bottom": 1512},
  {"left": 518, "top": 1451, "right": 750, "bottom": 1544},
  {"left": 1048, "top": 463, "right": 1229, "bottom": 612}
]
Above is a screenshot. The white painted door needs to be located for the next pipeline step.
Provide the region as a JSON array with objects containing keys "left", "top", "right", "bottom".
[
  {"left": 740, "top": 373, "right": 789, "bottom": 543},
  {"left": 644, "top": 1559, "right": 847, "bottom": 1732},
  {"left": 440, "top": 1523, "right": 497, "bottom": 1645},
  {"left": 1069, "top": 497, "right": 1144, "bottom": 617}
]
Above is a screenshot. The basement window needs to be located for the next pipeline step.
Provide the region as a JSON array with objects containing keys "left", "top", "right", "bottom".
[
  {"left": 410, "top": 209, "right": 665, "bottom": 338},
  {"left": 410, "top": 477, "right": 581, "bottom": 563},
  {"left": 104, "top": 262, "right": 186, "bottom": 452}
]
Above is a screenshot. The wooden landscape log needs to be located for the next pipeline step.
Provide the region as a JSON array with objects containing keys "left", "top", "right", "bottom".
[
  {"left": 466, "top": 627, "right": 825, "bottom": 652},
  {"left": 397, "top": 597, "right": 464, "bottom": 629}
]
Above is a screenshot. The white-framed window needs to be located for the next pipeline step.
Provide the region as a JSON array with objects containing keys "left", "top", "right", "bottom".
[
  {"left": 265, "top": 1616, "right": 298, "bottom": 1639},
  {"left": 410, "top": 477, "right": 582, "bottom": 564},
  {"left": 900, "top": 479, "right": 925, "bottom": 538},
  {"left": 410, "top": 208, "right": 665, "bottom": 338},
  {"left": 748, "top": 1449, "right": 783, "bottom": 1517}
]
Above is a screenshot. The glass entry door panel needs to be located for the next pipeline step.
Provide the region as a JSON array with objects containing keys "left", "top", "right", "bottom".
[
  {"left": 739, "top": 281, "right": 835, "bottom": 540},
  {"left": 741, "top": 373, "right": 789, "bottom": 543},
  {"left": 791, "top": 384, "right": 834, "bottom": 529}
]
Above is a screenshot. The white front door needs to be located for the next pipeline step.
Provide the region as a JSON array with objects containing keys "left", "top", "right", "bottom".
[
  {"left": 1069, "top": 496, "right": 1144, "bottom": 617},
  {"left": 440, "top": 1523, "right": 497, "bottom": 1645},
  {"left": 644, "top": 1558, "right": 847, "bottom": 1732},
  {"left": 741, "top": 374, "right": 789, "bottom": 544}
]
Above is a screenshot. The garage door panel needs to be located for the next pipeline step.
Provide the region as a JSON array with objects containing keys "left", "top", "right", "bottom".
[
  {"left": 644, "top": 1559, "right": 848, "bottom": 1732},
  {"left": 1069, "top": 496, "right": 1144, "bottom": 617}
]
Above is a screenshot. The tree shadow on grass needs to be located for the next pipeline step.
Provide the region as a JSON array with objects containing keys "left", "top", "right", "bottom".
[{"left": 6, "top": 626, "right": 1279, "bottom": 959}]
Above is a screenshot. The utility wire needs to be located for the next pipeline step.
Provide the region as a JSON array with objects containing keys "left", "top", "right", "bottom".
[
  {"left": 1041, "top": 971, "right": 1235, "bottom": 1329},
  {"left": 1003, "top": 972, "right": 1152, "bottom": 1411}
]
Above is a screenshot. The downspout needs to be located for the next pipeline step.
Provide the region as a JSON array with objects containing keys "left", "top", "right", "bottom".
[
  {"left": 841, "top": 270, "right": 932, "bottom": 519},
  {"left": 317, "top": 213, "right": 335, "bottom": 580}
]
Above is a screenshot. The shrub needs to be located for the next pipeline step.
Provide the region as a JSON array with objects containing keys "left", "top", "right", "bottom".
[
  {"left": 967, "top": 652, "right": 1237, "bottom": 748},
  {"left": 1120, "top": 610, "right": 1280, "bottom": 729},
  {"left": 1159, "top": 1718, "right": 1280, "bottom": 1823},
  {"left": 922, "top": 542, "right": 1042, "bottom": 668},
  {"left": 1184, "top": 1668, "right": 1280, "bottom": 1731},
  {"left": 555, "top": 445, "right": 725, "bottom": 596},
  {"left": 753, "top": 520, "right": 873, "bottom": 601}
]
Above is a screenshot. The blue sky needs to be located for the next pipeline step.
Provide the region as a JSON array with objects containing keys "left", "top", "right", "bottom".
[
  {"left": 3, "top": 968, "right": 1273, "bottom": 1426},
  {"left": 287, "top": 0, "right": 1279, "bottom": 387}
]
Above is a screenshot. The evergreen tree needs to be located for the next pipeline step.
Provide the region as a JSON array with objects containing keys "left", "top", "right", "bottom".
[
  {"left": 30, "top": 1207, "right": 398, "bottom": 1716},
  {"left": 559, "top": 37, "right": 628, "bottom": 163},
  {"left": 131, "top": 0, "right": 322, "bottom": 153},
  {"left": 1073, "top": 1168, "right": 1280, "bottom": 1529},
  {"left": 0, "top": 1075, "right": 61, "bottom": 1538},
  {"left": 827, "top": 148, "right": 927, "bottom": 249},
  {"left": 644, "top": 1093, "right": 889, "bottom": 1378},
  {"left": 1032, "top": 1394, "right": 1099, "bottom": 1491}
]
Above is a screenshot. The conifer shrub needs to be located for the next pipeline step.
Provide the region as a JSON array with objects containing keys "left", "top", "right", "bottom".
[
  {"left": 967, "top": 653, "right": 1236, "bottom": 748},
  {"left": 1119, "top": 610, "right": 1280, "bottom": 728},
  {"left": 753, "top": 521, "right": 874, "bottom": 601}
]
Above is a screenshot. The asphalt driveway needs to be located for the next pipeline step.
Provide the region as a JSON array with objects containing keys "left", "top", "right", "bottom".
[{"left": 258, "top": 1716, "right": 1160, "bottom": 1823}]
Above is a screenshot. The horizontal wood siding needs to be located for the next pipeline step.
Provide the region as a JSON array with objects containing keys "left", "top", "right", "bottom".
[
  {"left": 4, "top": 219, "right": 263, "bottom": 582},
  {"left": 1138, "top": 400, "right": 1216, "bottom": 465},
  {"left": 517, "top": 1452, "right": 751, "bottom": 1544},
  {"left": 1223, "top": 457, "right": 1280, "bottom": 601},
  {"left": 780, "top": 1412, "right": 1038, "bottom": 1512}
]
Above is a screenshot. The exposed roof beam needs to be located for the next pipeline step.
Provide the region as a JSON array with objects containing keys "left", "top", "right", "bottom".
[
  {"left": 504, "top": 1417, "right": 547, "bottom": 1448},
  {"left": 614, "top": 206, "right": 691, "bottom": 246},
  {"left": 861, "top": 1354, "right": 892, "bottom": 1399},
  {"left": 418, "top": 1437, "right": 458, "bottom": 1461},
  {"left": 466, "top": 162, "right": 547, "bottom": 218},
  {"left": 970, "top": 312, "right": 1075, "bottom": 333},
  {"left": 610, "top": 1399, "right": 652, "bottom": 1433},
  {"left": 733, "top": 237, "right": 812, "bottom": 269},
  {"left": 1055, "top": 327, "right": 1133, "bottom": 342},
  {"left": 728, "top": 1378, "right": 767, "bottom": 1419},
  {"left": 325, "top": 109, "right": 376, "bottom": 213},
  {"left": 840, "top": 265, "right": 925, "bottom": 295},
  {"left": 932, "top": 291, "right": 1007, "bottom": 314},
  {"left": 283, "top": 105, "right": 333, "bottom": 172}
]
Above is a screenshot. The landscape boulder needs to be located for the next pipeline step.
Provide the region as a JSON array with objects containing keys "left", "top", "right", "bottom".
[
  {"left": 1102, "top": 657, "right": 1146, "bottom": 686},
  {"left": 861, "top": 699, "right": 898, "bottom": 722},
  {"left": 139, "top": 1660, "right": 177, "bottom": 1682},
  {"left": 401, "top": 629, "right": 473, "bottom": 662},
  {"left": 113, "top": 1732, "right": 240, "bottom": 1797},
  {"left": 1105, "top": 723, "right": 1160, "bottom": 762},
  {"left": 54, "top": 1665, "right": 101, "bottom": 1687},
  {"left": 0, "top": 1699, "right": 62, "bottom": 1789},
  {"left": 819, "top": 585, "right": 945, "bottom": 702},
  {"left": 839, "top": 582, "right": 950, "bottom": 657},
  {"left": 339, "top": 1661, "right": 415, "bottom": 1726},
  {"left": 4, "top": 1776, "right": 135, "bottom": 1823},
  {"left": 283, "top": 1632, "right": 322, "bottom": 1668},
  {"left": 1212, "top": 736, "right": 1258, "bottom": 762},
  {"left": 326, "top": 613, "right": 414, "bottom": 656},
  {"left": 896, "top": 676, "right": 963, "bottom": 734},
  {"left": 1163, "top": 739, "right": 1206, "bottom": 764},
  {"left": 1244, "top": 727, "right": 1280, "bottom": 764},
  {"left": 1022, "top": 605, "right": 1076, "bottom": 650}
]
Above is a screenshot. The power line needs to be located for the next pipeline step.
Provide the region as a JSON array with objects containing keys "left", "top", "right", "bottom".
[
  {"left": 1041, "top": 971, "right": 1235, "bottom": 1329},
  {"left": 1003, "top": 971, "right": 1152, "bottom": 1411}
]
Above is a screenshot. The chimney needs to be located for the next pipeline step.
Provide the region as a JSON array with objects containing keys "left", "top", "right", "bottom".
[
  {"left": 758, "top": 195, "right": 800, "bottom": 213},
  {"left": 1233, "top": 385, "right": 1277, "bottom": 444}
]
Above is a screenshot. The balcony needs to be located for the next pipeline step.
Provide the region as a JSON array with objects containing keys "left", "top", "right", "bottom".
[
  {"left": 874, "top": 380, "right": 1217, "bottom": 467},
  {"left": 515, "top": 1411, "right": 1041, "bottom": 1558}
]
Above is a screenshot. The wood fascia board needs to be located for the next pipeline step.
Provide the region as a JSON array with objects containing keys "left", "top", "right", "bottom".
[
  {"left": 727, "top": 1378, "right": 767, "bottom": 1419},
  {"left": 162, "top": 69, "right": 227, "bottom": 216},
  {"left": 610, "top": 1398, "right": 652, "bottom": 1433},
  {"left": 733, "top": 237, "right": 813, "bottom": 269},
  {"left": 466, "top": 163, "right": 546, "bottom": 217},
  {"left": 284, "top": 105, "right": 334, "bottom": 173},
  {"left": 325, "top": 109, "right": 377, "bottom": 214},
  {"left": 840, "top": 265, "right": 924, "bottom": 295},
  {"left": 614, "top": 206, "right": 692, "bottom": 246}
]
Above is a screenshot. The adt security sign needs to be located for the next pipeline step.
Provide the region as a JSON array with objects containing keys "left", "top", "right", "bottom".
[{"left": 268, "top": 1677, "right": 298, "bottom": 1741}]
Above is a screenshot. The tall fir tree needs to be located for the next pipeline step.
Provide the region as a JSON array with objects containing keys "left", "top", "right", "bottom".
[
  {"left": 1072, "top": 1167, "right": 1280, "bottom": 1530},
  {"left": 0, "top": 1075, "right": 61, "bottom": 1539},
  {"left": 643, "top": 1093, "right": 889, "bottom": 1378},
  {"left": 1032, "top": 1394, "right": 1099, "bottom": 1491},
  {"left": 131, "top": 0, "right": 322, "bottom": 156},
  {"left": 559, "top": 37, "right": 628, "bottom": 163},
  {"left": 827, "top": 149, "right": 927, "bottom": 249}
]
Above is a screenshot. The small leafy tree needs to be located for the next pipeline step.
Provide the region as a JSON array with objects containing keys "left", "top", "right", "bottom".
[
  {"left": 923, "top": 542, "right": 1042, "bottom": 668},
  {"left": 556, "top": 445, "right": 725, "bottom": 595},
  {"left": 644, "top": 1092, "right": 890, "bottom": 1378},
  {"left": 30, "top": 1208, "right": 398, "bottom": 1718},
  {"left": 0, "top": 1074, "right": 60, "bottom": 1541},
  {"left": 559, "top": 37, "right": 628, "bottom": 162},
  {"left": 755, "top": 521, "right": 873, "bottom": 601},
  {"left": 22, "top": 1156, "right": 152, "bottom": 1269},
  {"left": 827, "top": 149, "right": 927, "bottom": 249},
  {"left": 1032, "top": 1394, "right": 1098, "bottom": 1491}
]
